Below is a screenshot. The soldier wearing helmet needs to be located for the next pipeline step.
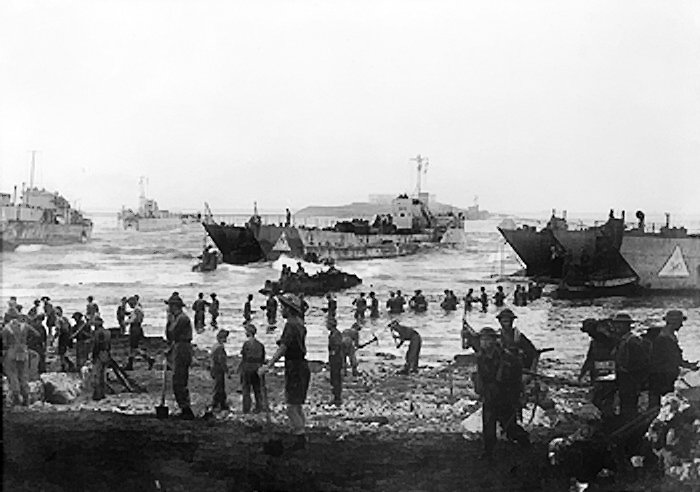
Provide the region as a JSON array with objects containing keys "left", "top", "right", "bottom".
[
  {"left": 649, "top": 310, "right": 699, "bottom": 408},
  {"left": 496, "top": 309, "right": 539, "bottom": 372},
  {"left": 258, "top": 293, "right": 310, "bottom": 451}
]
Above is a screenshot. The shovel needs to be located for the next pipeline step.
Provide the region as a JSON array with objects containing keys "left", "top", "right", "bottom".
[
  {"left": 155, "top": 357, "right": 169, "bottom": 419},
  {"left": 261, "top": 376, "right": 284, "bottom": 457}
]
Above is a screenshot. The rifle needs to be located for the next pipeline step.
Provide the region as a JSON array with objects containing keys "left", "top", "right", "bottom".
[{"left": 522, "top": 369, "right": 584, "bottom": 387}]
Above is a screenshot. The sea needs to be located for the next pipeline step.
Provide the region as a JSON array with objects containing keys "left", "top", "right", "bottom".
[{"left": 2, "top": 213, "right": 699, "bottom": 376}]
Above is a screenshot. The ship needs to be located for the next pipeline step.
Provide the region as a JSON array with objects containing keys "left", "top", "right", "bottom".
[
  {"left": 499, "top": 209, "right": 638, "bottom": 293},
  {"left": 619, "top": 211, "right": 700, "bottom": 292},
  {"left": 204, "top": 193, "right": 463, "bottom": 265},
  {"left": 1, "top": 186, "right": 93, "bottom": 252},
  {"left": 118, "top": 177, "right": 201, "bottom": 231},
  {"left": 497, "top": 210, "right": 568, "bottom": 278}
]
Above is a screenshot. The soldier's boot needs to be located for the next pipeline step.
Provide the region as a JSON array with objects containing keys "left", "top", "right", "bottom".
[{"left": 123, "top": 357, "right": 134, "bottom": 371}]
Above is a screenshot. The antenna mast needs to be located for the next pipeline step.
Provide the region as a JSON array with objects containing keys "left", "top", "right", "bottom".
[
  {"left": 29, "top": 150, "right": 38, "bottom": 189},
  {"left": 409, "top": 154, "right": 429, "bottom": 195}
]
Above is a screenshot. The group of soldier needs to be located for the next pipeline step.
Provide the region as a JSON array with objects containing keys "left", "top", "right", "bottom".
[{"left": 578, "top": 310, "right": 698, "bottom": 421}]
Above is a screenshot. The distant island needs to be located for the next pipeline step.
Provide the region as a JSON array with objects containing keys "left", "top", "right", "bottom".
[{"left": 295, "top": 196, "right": 490, "bottom": 220}]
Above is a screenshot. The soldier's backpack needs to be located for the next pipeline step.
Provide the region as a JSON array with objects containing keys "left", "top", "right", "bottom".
[{"left": 616, "top": 334, "right": 652, "bottom": 373}]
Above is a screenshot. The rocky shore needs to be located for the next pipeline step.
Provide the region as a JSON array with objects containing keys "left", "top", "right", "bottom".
[{"left": 3, "top": 335, "right": 698, "bottom": 491}]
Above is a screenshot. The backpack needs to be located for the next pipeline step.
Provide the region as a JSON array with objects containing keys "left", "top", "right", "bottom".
[{"left": 617, "top": 334, "right": 652, "bottom": 373}]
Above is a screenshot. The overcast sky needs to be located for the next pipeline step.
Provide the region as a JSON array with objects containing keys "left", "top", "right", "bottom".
[{"left": 1, "top": 0, "right": 698, "bottom": 216}]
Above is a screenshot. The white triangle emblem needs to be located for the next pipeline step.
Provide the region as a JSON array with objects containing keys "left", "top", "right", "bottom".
[
  {"left": 272, "top": 232, "right": 292, "bottom": 252},
  {"left": 658, "top": 245, "right": 690, "bottom": 277}
]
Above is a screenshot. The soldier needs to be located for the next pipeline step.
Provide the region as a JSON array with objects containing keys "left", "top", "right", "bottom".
[
  {"left": 475, "top": 327, "right": 530, "bottom": 460},
  {"left": 243, "top": 294, "right": 253, "bottom": 322},
  {"left": 388, "top": 320, "right": 422, "bottom": 374},
  {"left": 440, "top": 290, "right": 457, "bottom": 311},
  {"left": 479, "top": 287, "right": 488, "bottom": 312},
  {"left": 395, "top": 290, "right": 406, "bottom": 313},
  {"left": 125, "top": 296, "right": 155, "bottom": 371},
  {"left": 27, "top": 299, "right": 41, "bottom": 321},
  {"left": 496, "top": 309, "right": 539, "bottom": 372},
  {"left": 26, "top": 312, "right": 47, "bottom": 374},
  {"left": 322, "top": 293, "right": 337, "bottom": 318},
  {"left": 265, "top": 292, "right": 278, "bottom": 326},
  {"left": 91, "top": 316, "right": 111, "bottom": 401},
  {"left": 612, "top": 313, "right": 651, "bottom": 419},
  {"left": 192, "top": 292, "right": 209, "bottom": 332},
  {"left": 240, "top": 324, "right": 265, "bottom": 413},
  {"left": 210, "top": 329, "right": 230, "bottom": 412},
  {"left": 578, "top": 319, "right": 617, "bottom": 419},
  {"left": 464, "top": 288, "right": 476, "bottom": 313},
  {"left": 165, "top": 293, "right": 195, "bottom": 420},
  {"left": 2, "top": 310, "right": 40, "bottom": 406},
  {"left": 85, "top": 295, "right": 100, "bottom": 325},
  {"left": 409, "top": 289, "right": 428, "bottom": 313},
  {"left": 327, "top": 317, "right": 343, "bottom": 405},
  {"left": 56, "top": 309, "right": 76, "bottom": 372},
  {"left": 341, "top": 322, "right": 361, "bottom": 377},
  {"left": 209, "top": 293, "right": 219, "bottom": 328},
  {"left": 368, "top": 292, "right": 380, "bottom": 319},
  {"left": 42, "top": 296, "right": 57, "bottom": 337},
  {"left": 258, "top": 294, "right": 311, "bottom": 451},
  {"left": 493, "top": 286, "right": 506, "bottom": 308},
  {"left": 116, "top": 297, "right": 128, "bottom": 334},
  {"left": 353, "top": 293, "right": 367, "bottom": 320},
  {"left": 649, "top": 310, "right": 699, "bottom": 408}
]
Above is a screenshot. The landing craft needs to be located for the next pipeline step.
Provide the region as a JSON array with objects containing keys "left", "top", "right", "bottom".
[
  {"left": 619, "top": 212, "right": 700, "bottom": 292},
  {"left": 1, "top": 153, "right": 92, "bottom": 251}
]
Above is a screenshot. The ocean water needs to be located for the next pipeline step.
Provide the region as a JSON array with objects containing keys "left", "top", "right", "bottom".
[{"left": 1, "top": 215, "right": 699, "bottom": 374}]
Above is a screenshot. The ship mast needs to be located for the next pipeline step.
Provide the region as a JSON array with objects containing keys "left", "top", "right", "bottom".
[
  {"left": 410, "top": 154, "right": 429, "bottom": 196},
  {"left": 138, "top": 176, "right": 147, "bottom": 211},
  {"left": 29, "top": 150, "right": 38, "bottom": 189}
]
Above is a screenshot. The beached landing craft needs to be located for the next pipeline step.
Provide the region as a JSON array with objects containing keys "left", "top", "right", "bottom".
[
  {"left": 118, "top": 177, "right": 201, "bottom": 232},
  {"left": 203, "top": 156, "right": 465, "bottom": 265},
  {"left": 0, "top": 187, "right": 93, "bottom": 252},
  {"left": 620, "top": 212, "right": 700, "bottom": 292}
]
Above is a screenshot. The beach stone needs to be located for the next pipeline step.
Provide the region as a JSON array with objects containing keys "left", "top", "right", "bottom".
[
  {"left": 27, "top": 380, "right": 45, "bottom": 404},
  {"left": 40, "top": 372, "right": 83, "bottom": 404}
]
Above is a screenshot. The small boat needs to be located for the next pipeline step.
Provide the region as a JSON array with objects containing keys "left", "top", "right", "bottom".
[{"left": 259, "top": 268, "right": 362, "bottom": 296}]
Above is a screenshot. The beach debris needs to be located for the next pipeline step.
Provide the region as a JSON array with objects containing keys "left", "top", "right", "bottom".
[
  {"left": 40, "top": 372, "right": 84, "bottom": 404},
  {"left": 646, "top": 392, "right": 700, "bottom": 483}
]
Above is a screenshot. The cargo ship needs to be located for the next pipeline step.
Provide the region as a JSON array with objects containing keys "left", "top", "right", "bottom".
[
  {"left": 619, "top": 212, "right": 700, "bottom": 292},
  {"left": 1, "top": 186, "right": 93, "bottom": 252},
  {"left": 118, "top": 177, "right": 201, "bottom": 231},
  {"left": 204, "top": 193, "right": 463, "bottom": 265}
]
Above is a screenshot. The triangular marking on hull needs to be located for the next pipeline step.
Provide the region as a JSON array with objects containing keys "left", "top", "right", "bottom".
[
  {"left": 272, "top": 232, "right": 292, "bottom": 252},
  {"left": 658, "top": 245, "right": 690, "bottom": 278}
]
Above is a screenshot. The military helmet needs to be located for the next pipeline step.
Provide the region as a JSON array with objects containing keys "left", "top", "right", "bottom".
[
  {"left": 496, "top": 308, "right": 517, "bottom": 320},
  {"left": 664, "top": 310, "right": 686, "bottom": 322},
  {"left": 479, "top": 327, "right": 499, "bottom": 338}
]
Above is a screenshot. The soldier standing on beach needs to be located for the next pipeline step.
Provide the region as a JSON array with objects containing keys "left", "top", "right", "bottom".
[
  {"left": 91, "top": 316, "right": 111, "bottom": 401},
  {"left": 323, "top": 293, "right": 337, "bottom": 318},
  {"left": 116, "top": 297, "right": 128, "bottom": 335},
  {"left": 42, "top": 296, "right": 56, "bottom": 338},
  {"left": 327, "top": 317, "right": 343, "bottom": 405},
  {"left": 368, "top": 292, "right": 379, "bottom": 319},
  {"left": 165, "top": 293, "right": 195, "bottom": 420},
  {"left": 85, "top": 296, "right": 100, "bottom": 325},
  {"left": 612, "top": 313, "right": 651, "bottom": 419},
  {"left": 125, "top": 296, "right": 155, "bottom": 371},
  {"left": 2, "top": 310, "right": 40, "bottom": 406},
  {"left": 578, "top": 319, "right": 617, "bottom": 419},
  {"left": 648, "top": 310, "right": 698, "bottom": 408},
  {"left": 258, "top": 294, "right": 311, "bottom": 451},
  {"left": 475, "top": 327, "right": 530, "bottom": 461},
  {"left": 239, "top": 323, "right": 265, "bottom": 413},
  {"left": 353, "top": 293, "right": 367, "bottom": 320}
]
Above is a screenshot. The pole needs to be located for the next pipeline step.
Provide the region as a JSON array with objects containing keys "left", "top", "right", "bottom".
[{"left": 29, "top": 150, "right": 37, "bottom": 189}]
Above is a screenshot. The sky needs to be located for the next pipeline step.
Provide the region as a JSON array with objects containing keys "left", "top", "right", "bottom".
[{"left": 1, "top": 0, "right": 698, "bottom": 217}]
